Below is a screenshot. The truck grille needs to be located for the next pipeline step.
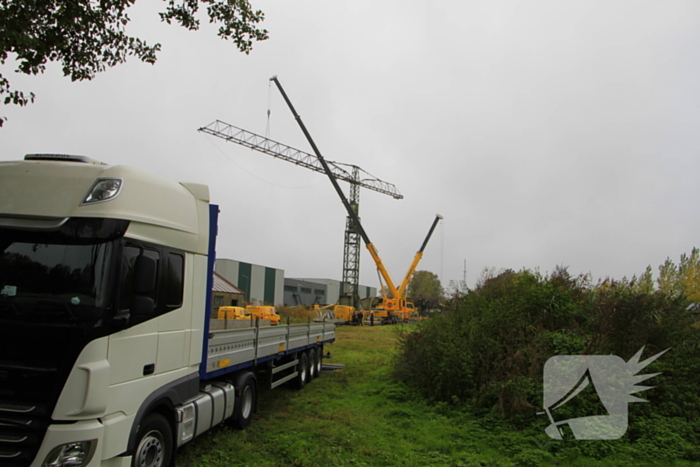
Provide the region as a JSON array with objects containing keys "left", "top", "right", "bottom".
[
  {"left": 0, "top": 320, "right": 100, "bottom": 467},
  {"left": 0, "top": 402, "right": 46, "bottom": 467},
  {"left": 0, "top": 405, "right": 34, "bottom": 414}
]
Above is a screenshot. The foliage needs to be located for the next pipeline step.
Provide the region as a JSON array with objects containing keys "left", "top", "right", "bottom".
[
  {"left": 680, "top": 248, "right": 700, "bottom": 303},
  {"left": 407, "top": 269, "right": 444, "bottom": 301},
  {"left": 656, "top": 248, "right": 700, "bottom": 302},
  {"left": 276, "top": 305, "right": 317, "bottom": 324},
  {"left": 393, "top": 256, "right": 700, "bottom": 461},
  {"left": 657, "top": 258, "right": 683, "bottom": 298},
  {"left": 0, "top": 0, "right": 268, "bottom": 126}
]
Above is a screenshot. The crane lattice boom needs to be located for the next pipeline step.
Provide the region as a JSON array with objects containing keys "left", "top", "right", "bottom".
[{"left": 199, "top": 120, "right": 403, "bottom": 200}]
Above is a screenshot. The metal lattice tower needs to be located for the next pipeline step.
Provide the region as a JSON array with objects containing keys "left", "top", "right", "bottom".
[
  {"left": 199, "top": 120, "right": 402, "bottom": 308},
  {"left": 342, "top": 167, "right": 361, "bottom": 306}
]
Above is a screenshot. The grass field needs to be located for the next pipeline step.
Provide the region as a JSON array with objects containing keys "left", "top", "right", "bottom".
[{"left": 176, "top": 325, "right": 697, "bottom": 467}]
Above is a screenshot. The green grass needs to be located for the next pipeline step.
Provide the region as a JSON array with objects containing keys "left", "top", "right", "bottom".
[{"left": 176, "top": 326, "right": 698, "bottom": 467}]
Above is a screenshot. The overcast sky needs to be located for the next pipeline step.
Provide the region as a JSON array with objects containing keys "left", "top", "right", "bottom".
[{"left": 2, "top": 1, "right": 700, "bottom": 291}]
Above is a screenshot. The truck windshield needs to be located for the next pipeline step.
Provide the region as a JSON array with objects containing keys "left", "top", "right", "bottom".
[{"left": 0, "top": 218, "right": 128, "bottom": 321}]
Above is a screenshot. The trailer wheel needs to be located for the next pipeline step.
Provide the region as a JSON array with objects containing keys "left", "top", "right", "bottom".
[
  {"left": 308, "top": 350, "right": 316, "bottom": 381},
  {"left": 293, "top": 352, "right": 308, "bottom": 389},
  {"left": 133, "top": 413, "right": 173, "bottom": 467},
  {"left": 231, "top": 372, "right": 257, "bottom": 430},
  {"left": 315, "top": 346, "right": 323, "bottom": 376}
]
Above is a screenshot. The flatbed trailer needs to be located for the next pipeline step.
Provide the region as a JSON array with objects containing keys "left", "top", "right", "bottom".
[{"left": 204, "top": 321, "right": 335, "bottom": 386}]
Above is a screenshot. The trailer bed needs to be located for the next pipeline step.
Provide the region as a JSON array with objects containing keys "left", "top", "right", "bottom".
[{"left": 203, "top": 321, "right": 335, "bottom": 378}]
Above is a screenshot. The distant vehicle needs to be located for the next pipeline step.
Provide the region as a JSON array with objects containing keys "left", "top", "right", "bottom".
[
  {"left": 370, "top": 296, "right": 417, "bottom": 324},
  {"left": 246, "top": 305, "right": 281, "bottom": 325},
  {"left": 217, "top": 306, "right": 250, "bottom": 320},
  {"left": 0, "top": 154, "right": 335, "bottom": 467},
  {"left": 313, "top": 304, "right": 356, "bottom": 324},
  {"left": 332, "top": 305, "right": 356, "bottom": 323}
]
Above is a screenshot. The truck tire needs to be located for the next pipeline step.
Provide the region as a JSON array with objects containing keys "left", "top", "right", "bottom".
[
  {"left": 231, "top": 372, "right": 257, "bottom": 430},
  {"left": 315, "top": 346, "right": 323, "bottom": 377},
  {"left": 293, "top": 352, "right": 308, "bottom": 389},
  {"left": 133, "top": 413, "right": 173, "bottom": 467},
  {"left": 308, "top": 350, "right": 316, "bottom": 381}
]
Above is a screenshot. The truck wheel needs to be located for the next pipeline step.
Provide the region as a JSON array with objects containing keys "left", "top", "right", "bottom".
[
  {"left": 133, "top": 413, "right": 173, "bottom": 467},
  {"left": 315, "top": 347, "right": 323, "bottom": 376},
  {"left": 293, "top": 352, "right": 308, "bottom": 389},
  {"left": 231, "top": 372, "right": 257, "bottom": 430},
  {"left": 308, "top": 350, "right": 316, "bottom": 381}
]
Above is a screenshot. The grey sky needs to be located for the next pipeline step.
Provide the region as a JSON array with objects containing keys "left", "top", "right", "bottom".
[{"left": 2, "top": 1, "right": 700, "bottom": 291}]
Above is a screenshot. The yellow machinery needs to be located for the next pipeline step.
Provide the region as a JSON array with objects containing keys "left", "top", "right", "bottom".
[
  {"left": 217, "top": 306, "right": 249, "bottom": 320},
  {"left": 246, "top": 305, "right": 281, "bottom": 325},
  {"left": 333, "top": 305, "right": 356, "bottom": 323},
  {"left": 367, "top": 214, "right": 443, "bottom": 323},
  {"left": 269, "top": 76, "right": 442, "bottom": 324},
  {"left": 313, "top": 304, "right": 357, "bottom": 324}
]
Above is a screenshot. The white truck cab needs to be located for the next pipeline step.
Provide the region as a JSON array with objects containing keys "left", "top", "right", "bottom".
[{"left": 0, "top": 155, "right": 334, "bottom": 467}]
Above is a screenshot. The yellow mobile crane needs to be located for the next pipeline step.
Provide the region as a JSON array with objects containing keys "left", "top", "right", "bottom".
[
  {"left": 268, "top": 76, "right": 442, "bottom": 324},
  {"left": 370, "top": 214, "right": 443, "bottom": 323}
]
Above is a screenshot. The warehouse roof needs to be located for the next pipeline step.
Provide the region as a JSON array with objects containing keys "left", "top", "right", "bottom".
[{"left": 213, "top": 272, "right": 244, "bottom": 295}]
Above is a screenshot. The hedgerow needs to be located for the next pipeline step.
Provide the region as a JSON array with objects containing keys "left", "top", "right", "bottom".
[{"left": 393, "top": 265, "right": 700, "bottom": 461}]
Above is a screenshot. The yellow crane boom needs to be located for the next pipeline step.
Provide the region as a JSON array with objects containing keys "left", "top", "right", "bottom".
[{"left": 396, "top": 214, "right": 444, "bottom": 298}]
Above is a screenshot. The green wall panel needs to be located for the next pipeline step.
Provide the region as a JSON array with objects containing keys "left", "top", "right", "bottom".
[{"left": 264, "top": 267, "right": 276, "bottom": 305}]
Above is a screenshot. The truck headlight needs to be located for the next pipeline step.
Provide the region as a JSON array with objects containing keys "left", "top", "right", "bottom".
[
  {"left": 43, "top": 440, "right": 96, "bottom": 467},
  {"left": 81, "top": 178, "right": 123, "bottom": 204}
]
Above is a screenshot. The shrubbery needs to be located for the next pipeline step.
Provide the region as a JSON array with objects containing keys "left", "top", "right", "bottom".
[
  {"left": 393, "top": 265, "right": 700, "bottom": 460},
  {"left": 276, "top": 305, "right": 318, "bottom": 323}
]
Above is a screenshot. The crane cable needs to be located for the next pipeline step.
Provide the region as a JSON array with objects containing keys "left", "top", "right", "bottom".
[
  {"left": 265, "top": 80, "right": 273, "bottom": 139},
  {"left": 440, "top": 216, "right": 445, "bottom": 285}
]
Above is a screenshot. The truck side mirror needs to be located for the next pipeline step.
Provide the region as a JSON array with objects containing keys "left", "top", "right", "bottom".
[{"left": 133, "top": 255, "right": 156, "bottom": 295}]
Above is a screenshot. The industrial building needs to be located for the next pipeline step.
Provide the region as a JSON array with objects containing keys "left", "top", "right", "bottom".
[
  {"left": 285, "top": 278, "right": 377, "bottom": 307},
  {"left": 215, "top": 258, "right": 378, "bottom": 308},
  {"left": 215, "top": 259, "right": 284, "bottom": 306}
]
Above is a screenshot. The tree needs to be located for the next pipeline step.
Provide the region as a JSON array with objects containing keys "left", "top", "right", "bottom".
[
  {"left": 681, "top": 248, "right": 700, "bottom": 303},
  {"left": 631, "top": 265, "right": 654, "bottom": 294},
  {"left": 655, "top": 249, "right": 700, "bottom": 302},
  {"left": 657, "top": 257, "right": 683, "bottom": 298},
  {"left": 406, "top": 270, "right": 444, "bottom": 301},
  {"left": 0, "top": 0, "right": 268, "bottom": 126}
]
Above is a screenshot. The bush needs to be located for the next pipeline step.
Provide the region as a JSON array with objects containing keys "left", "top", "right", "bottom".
[
  {"left": 393, "top": 266, "right": 700, "bottom": 459},
  {"left": 277, "top": 305, "right": 317, "bottom": 323}
]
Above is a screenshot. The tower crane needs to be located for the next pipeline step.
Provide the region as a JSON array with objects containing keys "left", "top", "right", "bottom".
[{"left": 199, "top": 113, "right": 402, "bottom": 309}]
